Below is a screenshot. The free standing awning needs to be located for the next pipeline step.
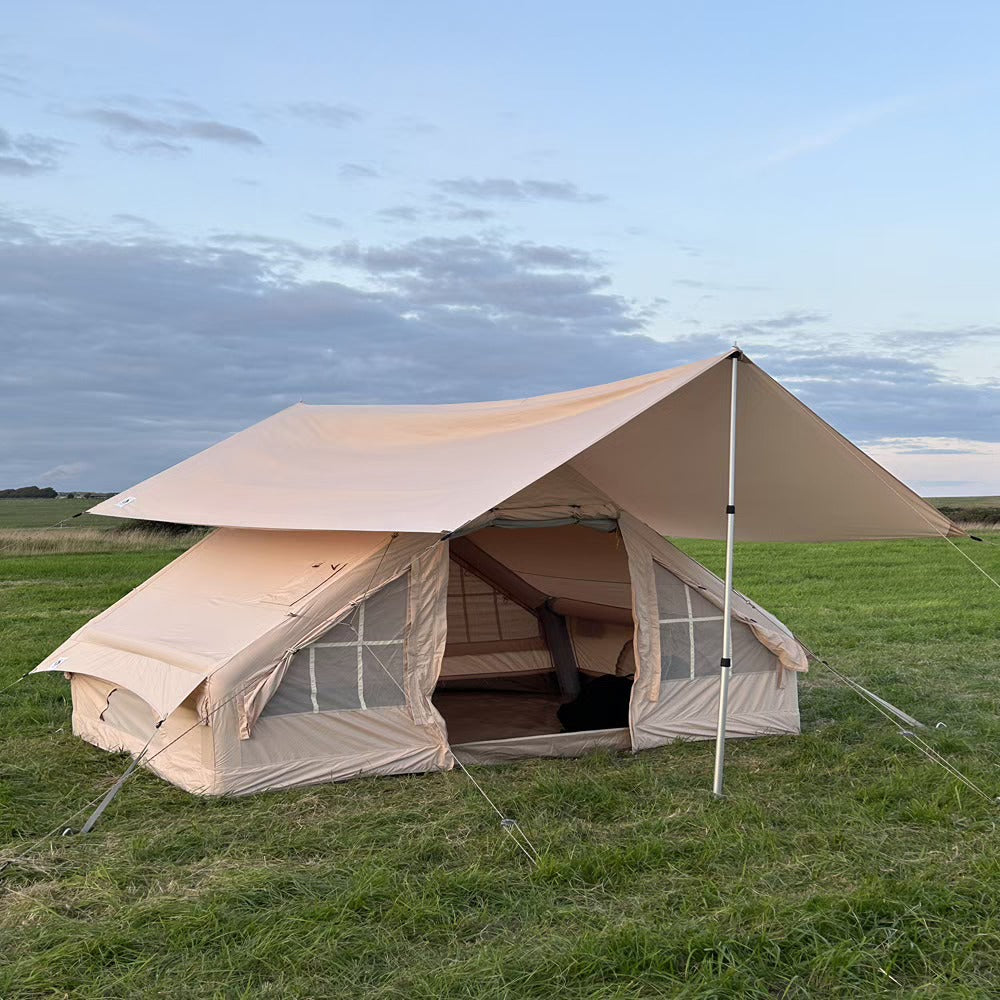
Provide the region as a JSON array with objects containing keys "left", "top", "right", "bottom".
[{"left": 89, "top": 352, "right": 959, "bottom": 542}]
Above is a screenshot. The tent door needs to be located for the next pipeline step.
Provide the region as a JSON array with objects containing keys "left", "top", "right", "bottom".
[{"left": 434, "top": 523, "right": 636, "bottom": 756}]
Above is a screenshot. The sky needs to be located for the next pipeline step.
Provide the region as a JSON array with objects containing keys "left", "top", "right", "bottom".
[{"left": 1, "top": 1, "right": 999, "bottom": 496}]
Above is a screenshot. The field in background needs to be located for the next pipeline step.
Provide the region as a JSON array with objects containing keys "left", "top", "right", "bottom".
[
  {"left": 0, "top": 498, "right": 110, "bottom": 529},
  {"left": 927, "top": 496, "right": 1000, "bottom": 509},
  {"left": 0, "top": 528, "right": 207, "bottom": 557},
  {"left": 927, "top": 496, "right": 1000, "bottom": 529},
  {"left": 3, "top": 494, "right": 995, "bottom": 528},
  {"left": 1, "top": 527, "right": 998, "bottom": 997},
  {"left": 0, "top": 500, "right": 206, "bottom": 556}
]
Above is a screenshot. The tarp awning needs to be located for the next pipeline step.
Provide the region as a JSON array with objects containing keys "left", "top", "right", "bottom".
[{"left": 89, "top": 353, "right": 959, "bottom": 542}]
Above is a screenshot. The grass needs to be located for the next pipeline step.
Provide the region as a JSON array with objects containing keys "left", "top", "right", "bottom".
[
  {"left": 0, "top": 498, "right": 111, "bottom": 530},
  {"left": 927, "top": 496, "right": 1000, "bottom": 511},
  {"left": 1, "top": 534, "right": 999, "bottom": 998},
  {"left": 0, "top": 528, "right": 207, "bottom": 557}
]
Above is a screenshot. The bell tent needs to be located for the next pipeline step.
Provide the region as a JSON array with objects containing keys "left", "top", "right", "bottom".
[{"left": 34, "top": 352, "right": 956, "bottom": 796}]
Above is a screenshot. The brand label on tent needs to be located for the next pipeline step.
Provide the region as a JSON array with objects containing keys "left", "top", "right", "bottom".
[
  {"left": 50, "top": 657, "right": 67, "bottom": 669},
  {"left": 116, "top": 496, "right": 137, "bottom": 508}
]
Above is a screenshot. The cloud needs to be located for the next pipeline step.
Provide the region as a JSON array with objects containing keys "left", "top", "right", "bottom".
[
  {"left": 375, "top": 203, "right": 496, "bottom": 224},
  {"left": 862, "top": 438, "right": 1000, "bottom": 498},
  {"left": 111, "top": 213, "right": 160, "bottom": 231},
  {"left": 729, "top": 310, "right": 829, "bottom": 332},
  {"left": 0, "top": 212, "right": 996, "bottom": 491},
  {"left": 284, "top": 101, "right": 364, "bottom": 127},
  {"left": 881, "top": 325, "right": 1000, "bottom": 354},
  {"left": 392, "top": 115, "right": 438, "bottom": 135},
  {"left": 760, "top": 96, "right": 914, "bottom": 167},
  {"left": 0, "top": 217, "right": 661, "bottom": 487},
  {"left": 328, "top": 236, "right": 633, "bottom": 327},
  {"left": 307, "top": 213, "right": 344, "bottom": 229},
  {"left": 752, "top": 347, "right": 1000, "bottom": 443},
  {"left": 78, "top": 105, "right": 263, "bottom": 153},
  {"left": 434, "top": 177, "right": 606, "bottom": 204},
  {"left": 377, "top": 205, "right": 422, "bottom": 223},
  {"left": 446, "top": 205, "right": 495, "bottom": 222},
  {"left": 339, "top": 162, "right": 379, "bottom": 180},
  {"left": 404, "top": 195, "right": 496, "bottom": 223},
  {"left": 0, "top": 71, "right": 26, "bottom": 96},
  {"left": 672, "top": 278, "right": 768, "bottom": 292},
  {"left": 40, "top": 461, "right": 92, "bottom": 481},
  {"left": 0, "top": 128, "right": 68, "bottom": 175}
]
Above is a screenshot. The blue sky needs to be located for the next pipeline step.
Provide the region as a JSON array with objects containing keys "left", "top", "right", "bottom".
[{"left": 1, "top": 1, "right": 998, "bottom": 494}]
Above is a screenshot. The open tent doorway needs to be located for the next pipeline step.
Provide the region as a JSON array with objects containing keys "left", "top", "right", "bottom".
[{"left": 433, "top": 523, "right": 638, "bottom": 758}]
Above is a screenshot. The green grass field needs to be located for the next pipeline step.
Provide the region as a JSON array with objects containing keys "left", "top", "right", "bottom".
[
  {"left": 0, "top": 498, "right": 111, "bottom": 529},
  {"left": 1, "top": 530, "right": 999, "bottom": 998},
  {"left": 926, "top": 496, "right": 1000, "bottom": 510}
]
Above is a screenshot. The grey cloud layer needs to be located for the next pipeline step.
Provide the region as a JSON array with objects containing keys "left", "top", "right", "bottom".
[
  {"left": 435, "top": 177, "right": 606, "bottom": 203},
  {"left": 0, "top": 217, "right": 996, "bottom": 490},
  {"left": 79, "top": 106, "right": 263, "bottom": 154},
  {"left": 284, "top": 101, "right": 364, "bottom": 127},
  {"left": 756, "top": 348, "right": 1000, "bottom": 444},
  {"left": 0, "top": 127, "right": 67, "bottom": 174}
]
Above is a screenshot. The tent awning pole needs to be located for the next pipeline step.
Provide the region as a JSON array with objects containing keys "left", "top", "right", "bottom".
[{"left": 712, "top": 351, "right": 741, "bottom": 799}]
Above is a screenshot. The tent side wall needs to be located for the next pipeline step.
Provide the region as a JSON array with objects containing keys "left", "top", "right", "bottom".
[
  {"left": 620, "top": 512, "right": 803, "bottom": 749},
  {"left": 43, "top": 529, "right": 455, "bottom": 796},
  {"left": 69, "top": 676, "right": 217, "bottom": 791},
  {"left": 206, "top": 534, "right": 453, "bottom": 795}
]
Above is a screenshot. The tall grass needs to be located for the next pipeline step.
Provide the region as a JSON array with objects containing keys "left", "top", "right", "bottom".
[{"left": 0, "top": 528, "right": 206, "bottom": 556}]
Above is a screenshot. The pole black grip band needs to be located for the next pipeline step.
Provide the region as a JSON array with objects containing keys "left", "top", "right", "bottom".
[
  {"left": 720, "top": 657, "right": 731, "bottom": 669},
  {"left": 726, "top": 504, "right": 735, "bottom": 515}
]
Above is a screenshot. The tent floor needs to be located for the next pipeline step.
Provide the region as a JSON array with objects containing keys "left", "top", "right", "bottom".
[{"left": 432, "top": 690, "right": 565, "bottom": 744}]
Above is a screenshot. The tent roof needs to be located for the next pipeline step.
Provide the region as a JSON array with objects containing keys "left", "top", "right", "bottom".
[{"left": 90, "top": 352, "right": 958, "bottom": 542}]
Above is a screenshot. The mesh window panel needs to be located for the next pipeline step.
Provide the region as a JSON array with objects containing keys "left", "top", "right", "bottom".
[
  {"left": 313, "top": 645, "right": 364, "bottom": 711},
  {"left": 730, "top": 620, "right": 777, "bottom": 674},
  {"left": 358, "top": 575, "right": 408, "bottom": 708},
  {"left": 262, "top": 651, "right": 322, "bottom": 716},
  {"left": 361, "top": 646, "right": 405, "bottom": 707},
  {"left": 654, "top": 561, "right": 724, "bottom": 683},
  {"left": 653, "top": 561, "right": 776, "bottom": 682},
  {"left": 447, "top": 560, "right": 538, "bottom": 644},
  {"left": 262, "top": 574, "right": 408, "bottom": 718}
]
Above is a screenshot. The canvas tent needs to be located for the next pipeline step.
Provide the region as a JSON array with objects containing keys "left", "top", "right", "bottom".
[{"left": 34, "top": 352, "right": 957, "bottom": 796}]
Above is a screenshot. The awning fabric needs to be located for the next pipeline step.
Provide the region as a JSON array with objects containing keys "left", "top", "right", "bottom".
[{"left": 89, "top": 353, "right": 958, "bottom": 542}]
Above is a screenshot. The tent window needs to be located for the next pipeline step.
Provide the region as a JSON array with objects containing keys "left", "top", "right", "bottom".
[
  {"left": 653, "top": 562, "right": 774, "bottom": 680},
  {"left": 447, "top": 560, "right": 539, "bottom": 645},
  {"left": 654, "top": 562, "right": 724, "bottom": 680},
  {"left": 262, "top": 574, "right": 409, "bottom": 718}
]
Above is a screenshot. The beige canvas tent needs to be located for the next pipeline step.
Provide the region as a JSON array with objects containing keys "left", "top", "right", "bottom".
[{"left": 34, "top": 352, "right": 956, "bottom": 796}]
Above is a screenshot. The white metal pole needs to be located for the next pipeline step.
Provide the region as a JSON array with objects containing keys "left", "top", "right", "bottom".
[{"left": 712, "top": 351, "right": 740, "bottom": 799}]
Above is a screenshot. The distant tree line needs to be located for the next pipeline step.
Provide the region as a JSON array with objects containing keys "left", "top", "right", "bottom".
[
  {"left": 0, "top": 486, "right": 58, "bottom": 499},
  {"left": 939, "top": 504, "right": 1000, "bottom": 526},
  {"left": 0, "top": 486, "right": 117, "bottom": 500}
]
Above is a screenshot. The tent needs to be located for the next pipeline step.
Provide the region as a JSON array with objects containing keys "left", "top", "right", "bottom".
[{"left": 34, "top": 352, "right": 957, "bottom": 796}]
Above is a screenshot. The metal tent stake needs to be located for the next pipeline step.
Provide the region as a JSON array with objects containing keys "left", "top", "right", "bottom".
[{"left": 712, "top": 351, "right": 741, "bottom": 799}]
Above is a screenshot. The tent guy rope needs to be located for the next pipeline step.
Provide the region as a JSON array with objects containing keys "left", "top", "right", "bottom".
[
  {"left": 342, "top": 602, "right": 542, "bottom": 866},
  {"left": 806, "top": 653, "right": 996, "bottom": 804}
]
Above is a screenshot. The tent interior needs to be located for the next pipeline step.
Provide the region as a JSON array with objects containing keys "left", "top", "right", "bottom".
[{"left": 434, "top": 523, "right": 637, "bottom": 748}]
